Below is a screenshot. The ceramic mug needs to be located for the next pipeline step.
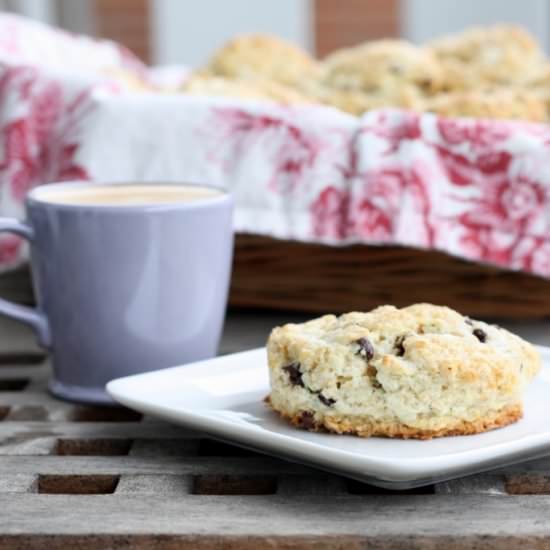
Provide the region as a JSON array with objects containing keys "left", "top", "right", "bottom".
[{"left": 0, "top": 181, "right": 233, "bottom": 404}]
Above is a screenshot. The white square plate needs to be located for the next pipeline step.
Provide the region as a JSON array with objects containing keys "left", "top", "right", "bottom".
[{"left": 107, "top": 346, "right": 550, "bottom": 490}]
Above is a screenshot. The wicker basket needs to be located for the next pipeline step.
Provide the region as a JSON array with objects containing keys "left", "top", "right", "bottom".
[
  {"left": 2, "top": 235, "right": 549, "bottom": 319},
  {"left": 230, "top": 235, "right": 550, "bottom": 319}
]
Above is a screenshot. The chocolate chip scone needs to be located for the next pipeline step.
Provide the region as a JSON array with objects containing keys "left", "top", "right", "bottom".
[
  {"left": 266, "top": 304, "right": 541, "bottom": 439},
  {"left": 319, "top": 39, "right": 444, "bottom": 107},
  {"left": 428, "top": 24, "right": 544, "bottom": 90},
  {"left": 204, "top": 33, "right": 321, "bottom": 89},
  {"left": 424, "top": 90, "right": 547, "bottom": 122}
]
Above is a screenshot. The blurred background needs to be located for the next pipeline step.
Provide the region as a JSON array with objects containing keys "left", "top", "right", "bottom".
[{"left": 0, "top": 0, "right": 548, "bottom": 65}]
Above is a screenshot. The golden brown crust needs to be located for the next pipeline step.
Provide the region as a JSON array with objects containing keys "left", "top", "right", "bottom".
[
  {"left": 423, "top": 90, "right": 547, "bottom": 122},
  {"left": 321, "top": 39, "right": 443, "bottom": 94},
  {"left": 205, "top": 33, "right": 320, "bottom": 88},
  {"left": 266, "top": 396, "right": 523, "bottom": 440},
  {"left": 429, "top": 24, "right": 543, "bottom": 90},
  {"left": 317, "top": 39, "right": 443, "bottom": 114},
  {"left": 189, "top": 28, "right": 550, "bottom": 121}
]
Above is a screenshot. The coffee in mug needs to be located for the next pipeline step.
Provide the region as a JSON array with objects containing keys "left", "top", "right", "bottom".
[{"left": 0, "top": 182, "right": 233, "bottom": 404}]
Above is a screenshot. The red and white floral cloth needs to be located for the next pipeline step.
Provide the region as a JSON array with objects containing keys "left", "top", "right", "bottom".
[{"left": 1, "top": 15, "right": 550, "bottom": 278}]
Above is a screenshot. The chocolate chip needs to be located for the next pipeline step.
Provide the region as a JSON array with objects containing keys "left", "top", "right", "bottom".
[
  {"left": 318, "top": 393, "right": 336, "bottom": 407},
  {"left": 298, "top": 410, "right": 315, "bottom": 429},
  {"left": 394, "top": 335, "right": 406, "bottom": 356},
  {"left": 283, "top": 362, "right": 304, "bottom": 387},
  {"left": 418, "top": 78, "right": 432, "bottom": 91},
  {"left": 473, "top": 328, "right": 487, "bottom": 343},
  {"left": 356, "top": 337, "right": 374, "bottom": 361},
  {"left": 366, "top": 365, "right": 382, "bottom": 389}
]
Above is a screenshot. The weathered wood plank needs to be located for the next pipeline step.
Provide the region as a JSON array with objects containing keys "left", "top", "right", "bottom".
[
  {"left": 2, "top": 495, "right": 550, "bottom": 537},
  {"left": 0, "top": 435, "right": 56, "bottom": 456},
  {"left": 434, "top": 474, "right": 507, "bottom": 495},
  {"left": 0, "top": 314, "right": 40, "bottom": 355},
  {"left": 115, "top": 474, "right": 193, "bottom": 495},
  {"left": 0, "top": 455, "right": 315, "bottom": 476},
  {"left": 0, "top": 534, "right": 374, "bottom": 550},
  {"left": 0, "top": 391, "right": 81, "bottom": 407},
  {"left": 0, "top": 474, "right": 36, "bottom": 493},
  {"left": 0, "top": 421, "right": 197, "bottom": 439},
  {"left": 0, "top": 366, "right": 48, "bottom": 380}
]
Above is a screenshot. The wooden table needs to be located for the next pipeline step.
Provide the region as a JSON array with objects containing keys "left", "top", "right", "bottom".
[{"left": 1, "top": 310, "right": 550, "bottom": 549}]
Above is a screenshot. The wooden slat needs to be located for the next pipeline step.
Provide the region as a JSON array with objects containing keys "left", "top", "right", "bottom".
[
  {"left": 434, "top": 474, "right": 507, "bottom": 495},
  {"left": 0, "top": 455, "right": 315, "bottom": 477},
  {"left": 0, "top": 474, "right": 36, "bottom": 493},
  {"left": 2, "top": 494, "right": 550, "bottom": 539},
  {"left": 0, "top": 535, "right": 368, "bottom": 550},
  {"left": 115, "top": 474, "right": 193, "bottom": 495}
]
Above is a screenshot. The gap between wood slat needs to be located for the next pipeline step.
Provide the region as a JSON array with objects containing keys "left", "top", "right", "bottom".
[
  {"left": 0, "top": 353, "right": 46, "bottom": 366},
  {"left": 0, "top": 378, "right": 29, "bottom": 391},
  {"left": 505, "top": 474, "right": 550, "bottom": 495},
  {"left": 55, "top": 438, "right": 132, "bottom": 456},
  {"left": 38, "top": 475, "right": 120, "bottom": 495},
  {"left": 347, "top": 479, "right": 435, "bottom": 495},
  {"left": 65, "top": 407, "right": 142, "bottom": 423}
]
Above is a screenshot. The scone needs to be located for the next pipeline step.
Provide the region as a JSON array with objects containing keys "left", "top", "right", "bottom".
[
  {"left": 320, "top": 39, "right": 444, "bottom": 107},
  {"left": 266, "top": 304, "right": 540, "bottom": 439},
  {"left": 526, "top": 63, "right": 550, "bottom": 120},
  {"left": 423, "top": 90, "right": 547, "bottom": 122},
  {"left": 316, "top": 84, "right": 424, "bottom": 116},
  {"left": 204, "top": 33, "right": 320, "bottom": 89},
  {"left": 429, "top": 24, "right": 544, "bottom": 89}
]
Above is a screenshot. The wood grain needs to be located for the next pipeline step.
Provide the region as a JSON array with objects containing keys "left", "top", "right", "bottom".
[
  {"left": 230, "top": 235, "right": 550, "bottom": 318},
  {"left": 2, "top": 494, "right": 550, "bottom": 538}
]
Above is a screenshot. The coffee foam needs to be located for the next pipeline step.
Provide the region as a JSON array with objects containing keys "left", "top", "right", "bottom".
[{"left": 35, "top": 184, "right": 223, "bottom": 206}]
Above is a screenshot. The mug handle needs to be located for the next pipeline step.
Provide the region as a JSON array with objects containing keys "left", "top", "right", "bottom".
[{"left": 0, "top": 219, "right": 50, "bottom": 348}]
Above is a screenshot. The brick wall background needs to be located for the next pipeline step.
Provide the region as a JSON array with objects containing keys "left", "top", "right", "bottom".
[
  {"left": 91, "top": 0, "right": 400, "bottom": 63},
  {"left": 94, "top": 0, "right": 151, "bottom": 62},
  {"left": 314, "top": 0, "right": 400, "bottom": 57}
]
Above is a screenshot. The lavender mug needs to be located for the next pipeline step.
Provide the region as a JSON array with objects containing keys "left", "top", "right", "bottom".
[{"left": 0, "top": 182, "right": 233, "bottom": 404}]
